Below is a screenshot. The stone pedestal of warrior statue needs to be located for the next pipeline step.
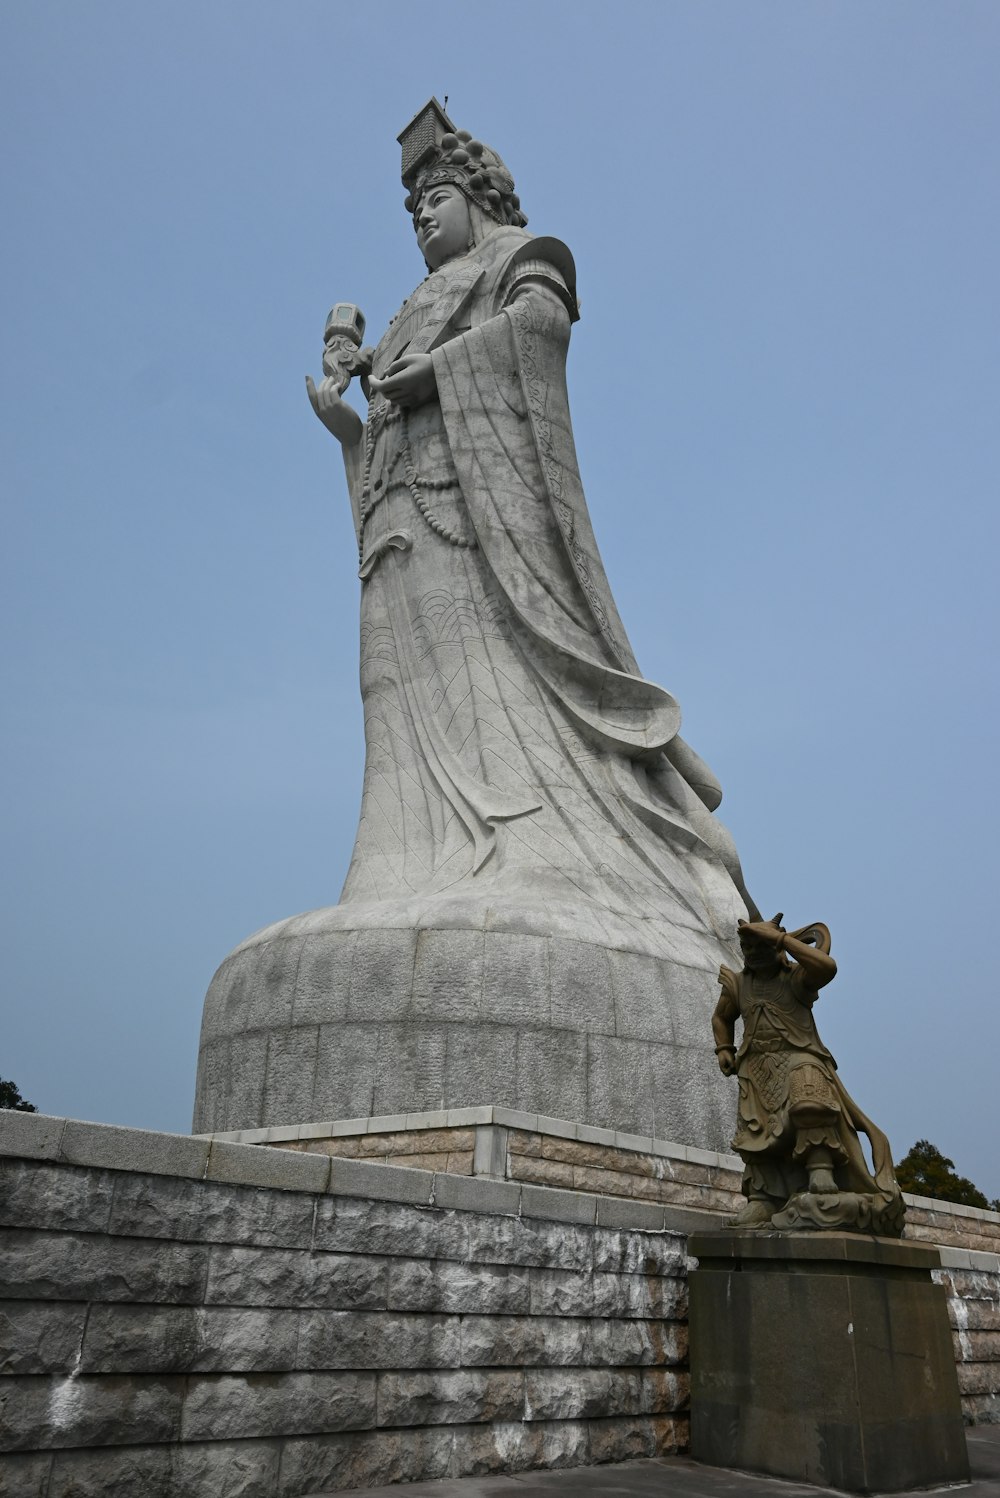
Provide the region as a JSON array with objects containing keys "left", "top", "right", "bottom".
[{"left": 193, "top": 100, "right": 760, "bottom": 1144}]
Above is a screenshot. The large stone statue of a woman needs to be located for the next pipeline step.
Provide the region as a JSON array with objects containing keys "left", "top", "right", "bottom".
[{"left": 194, "top": 101, "right": 759, "bottom": 1148}]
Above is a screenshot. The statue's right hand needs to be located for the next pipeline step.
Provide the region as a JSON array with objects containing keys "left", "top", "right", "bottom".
[
  {"left": 716, "top": 1047, "right": 737, "bottom": 1077},
  {"left": 305, "top": 374, "right": 363, "bottom": 448}
]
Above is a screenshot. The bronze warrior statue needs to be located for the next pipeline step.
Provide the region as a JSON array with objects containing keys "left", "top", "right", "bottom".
[{"left": 713, "top": 916, "right": 904, "bottom": 1235}]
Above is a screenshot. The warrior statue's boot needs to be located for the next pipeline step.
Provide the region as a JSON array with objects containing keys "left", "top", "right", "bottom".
[
  {"left": 805, "top": 1145, "right": 838, "bottom": 1195},
  {"left": 727, "top": 1194, "right": 780, "bottom": 1228}
]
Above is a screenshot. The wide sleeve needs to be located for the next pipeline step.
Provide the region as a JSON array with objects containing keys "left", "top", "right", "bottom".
[{"left": 431, "top": 284, "right": 682, "bottom": 759}]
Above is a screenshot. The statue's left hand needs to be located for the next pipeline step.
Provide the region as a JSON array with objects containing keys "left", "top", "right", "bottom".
[{"left": 369, "top": 353, "right": 437, "bottom": 409}]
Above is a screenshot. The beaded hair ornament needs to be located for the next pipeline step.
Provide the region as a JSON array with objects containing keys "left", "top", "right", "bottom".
[{"left": 399, "top": 99, "right": 528, "bottom": 230}]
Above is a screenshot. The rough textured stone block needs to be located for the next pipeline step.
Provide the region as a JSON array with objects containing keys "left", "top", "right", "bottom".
[
  {"left": 0, "top": 1451, "right": 53, "bottom": 1497},
  {"left": 297, "top": 1310, "right": 461, "bottom": 1371},
  {"left": 0, "top": 1372, "right": 184, "bottom": 1452},
  {"left": 80, "top": 1304, "right": 299, "bottom": 1375},
  {"left": 458, "top": 1314, "right": 573, "bottom": 1369},
  {"left": 466, "top": 1213, "right": 592, "bottom": 1273},
  {"left": 0, "top": 1229, "right": 210, "bottom": 1305},
  {"left": 525, "top": 1367, "right": 643, "bottom": 1421},
  {"left": 586, "top": 1413, "right": 664, "bottom": 1463},
  {"left": 591, "top": 1225, "right": 685, "bottom": 1277},
  {"left": 387, "top": 1258, "right": 530, "bottom": 1316},
  {"left": 108, "top": 1172, "right": 315, "bottom": 1248},
  {"left": 45, "top": 1439, "right": 282, "bottom": 1498},
  {"left": 452, "top": 1414, "right": 590, "bottom": 1477},
  {"left": 0, "top": 1301, "right": 87, "bottom": 1376},
  {"left": 180, "top": 1370, "right": 376, "bottom": 1440},
  {"left": 377, "top": 1368, "right": 525, "bottom": 1427},
  {"left": 205, "top": 1244, "right": 388, "bottom": 1311},
  {"left": 585, "top": 1316, "right": 685, "bottom": 1368},
  {"left": 0, "top": 1160, "right": 115, "bottom": 1235},
  {"left": 277, "top": 1425, "right": 454, "bottom": 1495},
  {"left": 312, "top": 1196, "right": 467, "bottom": 1261}
]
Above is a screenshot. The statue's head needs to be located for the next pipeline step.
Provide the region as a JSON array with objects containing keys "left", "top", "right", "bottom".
[
  {"left": 399, "top": 99, "right": 527, "bottom": 268},
  {"left": 738, "top": 914, "right": 787, "bottom": 972}
]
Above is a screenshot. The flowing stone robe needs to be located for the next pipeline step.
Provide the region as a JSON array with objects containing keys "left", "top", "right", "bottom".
[{"left": 194, "top": 227, "right": 755, "bottom": 1147}]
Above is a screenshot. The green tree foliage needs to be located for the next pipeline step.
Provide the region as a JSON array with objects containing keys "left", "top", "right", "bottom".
[
  {"left": 896, "top": 1139, "right": 999, "bottom": 1212},
  {"left": 0, "top": 1077, "right": 37, "bottom": 1112}
]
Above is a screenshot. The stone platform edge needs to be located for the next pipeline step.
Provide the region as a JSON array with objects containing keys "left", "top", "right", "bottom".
[
  {"left": 5, "top": 1107, "right": 999, "bottom": 1262},
  {"left": 0, "top": 1109, "right": 722, "bottom": 1236},
  {"left": 198, "top": 1106, "right": 742, "bottom": 1173}
]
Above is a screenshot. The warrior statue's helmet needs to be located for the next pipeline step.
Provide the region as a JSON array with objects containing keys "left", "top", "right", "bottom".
[{"left": 398, "top": 98, "right": 528, "bottom": 229}]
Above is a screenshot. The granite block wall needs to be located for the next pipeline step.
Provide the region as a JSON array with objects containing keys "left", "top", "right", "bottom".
[
  {"left": 0, "top": 1112, "right": 702, "bottom": 1497},
  {"left": 2, "top": 1110, "right": 998, "bottom": 1498}
]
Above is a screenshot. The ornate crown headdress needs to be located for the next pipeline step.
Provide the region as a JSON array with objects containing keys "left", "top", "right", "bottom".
[{"left": 398, "top": 98, "right": 528, "bottom": 229}]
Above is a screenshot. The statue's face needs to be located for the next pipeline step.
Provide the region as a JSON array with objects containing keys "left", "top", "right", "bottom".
[
  {"left": 741, "top": 939, "right": 779, "bottom": 973},
  {"left": 415, "top": 183, "right": 471, "bottom": 269}
]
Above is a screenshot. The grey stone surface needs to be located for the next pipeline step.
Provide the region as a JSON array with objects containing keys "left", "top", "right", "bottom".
[
  {"left": 0, "top": 1109, "right": 65, "bottom": 1160},
  {"left": 108, "top": 1171, "right": 316, "bottom": 1247},
  {"left": 313, "top": 1195, "right": 469, "bottom": 1261},
  {"left": 1, "top": 1371, "right": 184, "bottom": 1451},
  {"left": 0, "top": 1301, "right": 87, "bottom": 1375},
  {"left": 205, "top": 1244, "right": 389, "bottom": 1310},
  {"left": 520, "top": 1184, "right": 597, "bottom": 1227},
  {"left": 387, "top": 1259, "right": 531, "bottom": 1316},
  {"left": 311, "top": 1022, "right": 379, "bottom": 1122},
  {"left": 329, "top": 1156, "right": 434, "bottom": 1204},
  {"left": 689, "top": 1231, "right": 968, "bottom": 1492},
  {"left": 297, "top": 1310, "right": 462, "bottom": 1370},
  {"left": 205, "top": 1138, "right": 330, "bottom": 1193},
  {"left": 432, "top": 1173, "right": 521, "bottom": 1218},
  {"left": 180, "top": 1370, "right": 376, "bottom": 1440},
  {"left": 195, "top": 114, "right": 762, "bottom": 1144},
  {"left": 377, "top": 1368, "right": 526, "bottom": 1428},
  {"left": 0, "top": 1138, "right": 992, "bottom": 1498},
  {"left": 0, "top": 1229, "right": 210, "bottom": 1304},
  {"left": 0, "top": 1158, "right": 116, "bottom": 1235}
]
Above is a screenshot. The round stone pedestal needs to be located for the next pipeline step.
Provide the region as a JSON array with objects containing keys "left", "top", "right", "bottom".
[{"left": 194, "top": 891, "right": 741, "bottom": 1151}]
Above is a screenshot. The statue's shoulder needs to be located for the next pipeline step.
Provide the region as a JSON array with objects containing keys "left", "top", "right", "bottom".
[{"left": 478, "top": 229, "right": 579, "bottom": 321}]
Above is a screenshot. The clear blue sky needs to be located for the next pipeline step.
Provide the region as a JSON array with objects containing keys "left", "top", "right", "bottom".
[{"left": 3, "top": 2, "right": 998, "bottom": 1196}]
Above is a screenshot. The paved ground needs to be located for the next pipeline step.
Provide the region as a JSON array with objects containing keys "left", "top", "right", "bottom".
[{"left": 323, "top": 1424, "right": 1000, "bottom": 1497}]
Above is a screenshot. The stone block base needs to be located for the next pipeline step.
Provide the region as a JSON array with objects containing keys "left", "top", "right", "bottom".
[{"left": 688, "top": 1230, "right": 970, "bottom": 1493}]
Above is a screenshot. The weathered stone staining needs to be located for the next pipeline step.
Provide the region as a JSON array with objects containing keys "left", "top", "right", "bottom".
[
  {"left": 195, "top": 99, "right": 759, "bottom": 1145},
  {"left": 688, "top": 1232, "right": 970, "bottom": 1492},
  {"left": 712, "top": 915, "right": 904, "bottom": 1235}
]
